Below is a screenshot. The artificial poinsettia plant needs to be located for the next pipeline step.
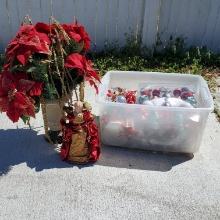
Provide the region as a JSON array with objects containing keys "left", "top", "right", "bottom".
[{"left": 0, "top": 17, "right": 100, "bottom": 123}]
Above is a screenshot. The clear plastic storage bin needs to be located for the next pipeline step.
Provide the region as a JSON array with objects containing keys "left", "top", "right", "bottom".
[{"left": 97, "top": 71, "right": 214, "bottom": 153}]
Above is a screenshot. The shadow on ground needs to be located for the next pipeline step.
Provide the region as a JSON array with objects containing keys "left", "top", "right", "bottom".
[
  {"left": 97, "top": 145, "right": 193, "bottom": 172},
  {"left": 0, "top": 128, "right": 74, "bottom": 175},
  {"left": 0, "top": 128, "right": 193, "bottom": 175}
]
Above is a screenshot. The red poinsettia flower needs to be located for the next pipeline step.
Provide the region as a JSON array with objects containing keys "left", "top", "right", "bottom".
[
  {"left": 0, "top": 71, "right": 43, "bottom": 122},
  {"left": 5, "top": 24, "right": 51, "bottom": 67},
  {"left": 62, "top": 23, "right": 91, "bottom": 51},
  {"left": 64, "top": 53, "right": 100, "bottom": 93},
  {"left": 35, "top": 22, "right": 51, "bottom": 34}
]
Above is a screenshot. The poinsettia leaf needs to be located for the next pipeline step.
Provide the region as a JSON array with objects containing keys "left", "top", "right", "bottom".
[
  {"left": 26, "top": 66, "right": 37, "bottom": 73},
  {"left": 17, "top": 50, "right": 32, "bottom": 65},
  {"left": 23, "top": 104, "right": 35, "bottom": 118},
  {"left": 68, "top": 40, "right": 84, "bottom": 53},
  {"left": 18, "top": 79, "right": 35, "bottom": 92},
  {"left": 35, "top": 22, "right": 50, "bottom": 34},
  {"left": 6, "top": 107, "right": 21, "bottom": 122},
  {"left": 10, "top": 64, "right": 26, "bottom": 73},
  {"left": 64, "top": 53, "right": 84, "bottom": 69},
  {"left": 13, "top": 92, "right": 30, "bottom": 109},
  {"left": 62, "top": 23, "right": 90, "bottom": 51},
  {"left": 29, "top": 82, "right": 43, "bottom": 96},
  {"left": 87, "top": 70, "right": 101, "bottom": 82},
  {"left": 0, "top": 97, "right": 8, "bottom": 112}
]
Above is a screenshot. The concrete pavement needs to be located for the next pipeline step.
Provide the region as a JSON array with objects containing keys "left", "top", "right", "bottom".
[{"left": 0, "top": 87, "right": 220, "bottom": 220}]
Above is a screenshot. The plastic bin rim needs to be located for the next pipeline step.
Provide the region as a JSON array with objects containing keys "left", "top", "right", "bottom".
[
  {"left": 104, "top": 70, "right": 206, "bottom": 78},
  {"left": 97, "top": 70, "right": 214, "bottom": 111}
]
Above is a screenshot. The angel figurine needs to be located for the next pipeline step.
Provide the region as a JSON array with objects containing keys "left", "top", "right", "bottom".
[{"left": 59, "top": 101, "right": 100, "bottom": 164}]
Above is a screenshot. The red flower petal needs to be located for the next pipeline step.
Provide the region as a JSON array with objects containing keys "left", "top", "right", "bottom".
[
  {"left": 22, "top": 103, "right": 35, "bottom": 118},
  {"left": 62, "top": 23, "right": 90, "bottom": 51},
  {"left": 65, "top": 53, "right": 100, "bottom": 93},
  {"left": 17, "top": 50, "right": 32, "bottom": 65},
  {"left": 5, "top": 24, "right": 51, "bottom": 66},
  {"left": 35, "top": 22, "right": 51, "bottom": 34},
  {"left": 6, "top": 106, "right": 22, "bottom": 122},
  {"left": 0, "top": 97, "right": 8, "bottom": 112},
  {"left": 64, "top": 53, "right": 84, "bottom": 69},
  {"left": 17, "top": 79, "right": 35, "bottom": 93},
  {"left": 29, "top": 82, "right": 43, "bottom": 96},
  {"left": 13, "top": 92, "right": 30, "bottom": 109},
  {"left": 0, "top": 71, "right": 15, "bottom": 93},
  {"left": 6, "top": 92, "right": 36, "bottom": 122},
  {"left": 69, "top": 32, "right": 82, "bottom": 42}
]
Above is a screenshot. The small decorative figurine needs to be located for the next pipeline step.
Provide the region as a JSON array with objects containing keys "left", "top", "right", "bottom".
[
  {"left": 59, "top": 100, "right": 100, "bottom": 164},
  {"left": 125, "top": 90, "right": 137, "bottom": 104}
]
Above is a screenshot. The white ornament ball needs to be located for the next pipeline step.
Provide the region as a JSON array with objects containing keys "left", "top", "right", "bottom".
[{"left": 101, "top": 121, "right": 127, "bottom": 146}]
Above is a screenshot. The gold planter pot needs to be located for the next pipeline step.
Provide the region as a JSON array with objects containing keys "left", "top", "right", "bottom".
[
  {"left": 45, "top": 100, "right": 62, "bottom": 131},
  {"left": 41, "top": 96, "right": 68, "bottom": 144}
]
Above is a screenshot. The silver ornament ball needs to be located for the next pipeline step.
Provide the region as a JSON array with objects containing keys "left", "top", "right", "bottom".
[{"left": 116, "top": 95, "right": 127, "bottom": 103}]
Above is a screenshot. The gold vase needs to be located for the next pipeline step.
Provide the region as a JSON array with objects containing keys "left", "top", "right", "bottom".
[{"left": 45, "top": 100, "right": 62, "bottom": 131}]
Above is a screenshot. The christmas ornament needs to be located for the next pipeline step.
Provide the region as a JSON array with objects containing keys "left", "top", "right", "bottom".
[
  {"left": 160, "top": 87, "right": 167, "bottom": 97},
  {"left": 160, "top": 87, "right": 172, "bottom": 98},
  {"left": 125, "top": 90, "right": 137, "bottom": 104},
  {"left": 122, "top": 120, "right": 137, "bottom": 137},
  {"left": 181, "top": 87, "right": 190, "bottom": 92},
  {"left": 116, "top": 95, "right": 127, "bottom": 103},
  {"left": 138, "top": 95, "right": 149, "bottom": 104},
  {"left": 59, "top": 100, "right": 100, "bottom": 164},
  {"left": 186, "top": 96, "right": 197, "bottom": 107},
  {"left": 140, "top": 88, "right": 152, "bottom": 97},
  {"left": 150, "top": 97, "right": 193, "bottom": 107},
  {"left": 152, "top": 89, "right": 160, "bottom": 97},
  {"left": 142, "top": 100, "right": 154, "bottom": 106},
  {"left": 102, "top": 121, "right": 128, "bottom": 146},
  {"left": 105, "top": 86, "right": 197, "bottom": 108},
  {"left": 173, "top": 89, "right": 181, "bottom": 98},
  {"left": 181, "top": 91, "right": 194, "bottom": 100}
]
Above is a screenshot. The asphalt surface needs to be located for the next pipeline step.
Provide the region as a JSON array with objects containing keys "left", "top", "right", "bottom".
[{"left": 0, "top": 87, "right": 220, "bottom": 220}]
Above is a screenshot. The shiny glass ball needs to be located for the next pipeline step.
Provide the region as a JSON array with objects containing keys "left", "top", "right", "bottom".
[
  {"left": 186, "top": 96, "right": 197, "bottom": 107},
  {"left": 116, "top": 95, "right": 127, "bottom": 103},
  {"left": 181, "top": 87, "right": 190, "bottom": 92},
  {"left": 138, "top": 95, "right": 149, "bottom": 104}
]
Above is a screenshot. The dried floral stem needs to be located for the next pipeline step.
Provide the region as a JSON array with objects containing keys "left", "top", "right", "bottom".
[
  {"left": 52, "top": 48, "right": 67, "bottom": 96},
  {"left": 48, "top": 57, "right": 60, "bottom": 99},
  {"left": 74, "top": 88, "right": 79, "bottom": 101},
  {"left": 79, "top": 81, "right": 85, "bottom": 102},
  {"left": 54, "top": 28, "right": 72, "bottom": 95},
  {"left": 52, "top": 18, "right": 70, "bottom": 43},
  {"left": 22, "top": 15, "right": 32, "bottom": 25}
]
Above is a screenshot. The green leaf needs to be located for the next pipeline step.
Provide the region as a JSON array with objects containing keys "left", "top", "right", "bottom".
[
  {"left": 26, "top": 66, "right": 37, "bottom": 73},
  {"left": 21, "top": 115, "right": 30, "bottom": 124}
]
